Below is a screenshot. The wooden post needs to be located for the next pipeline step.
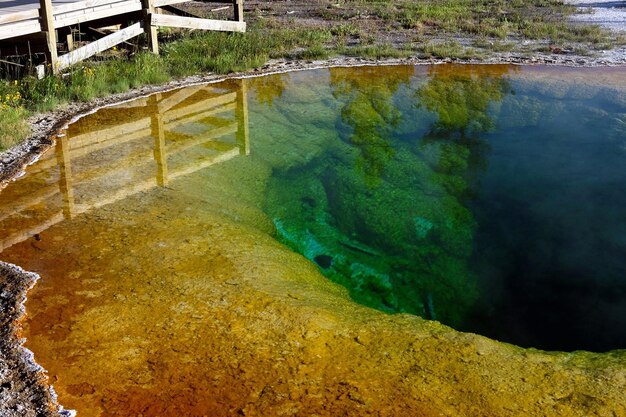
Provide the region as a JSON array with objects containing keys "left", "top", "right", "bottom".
[
  {"left": 142, "top": 0, "right": 159, "bottom": 54},
  {"left": 39, "top": 0, "right": 58, "bottom": 73},
  {"left": 66, "top": 31, "right": 74, "bottom": 51},
  {"left": 233, "top": 0, "right": 244, "bottom": 22},
  {"left": 56, "top": 135, "right": 75, "bottom": 219},
  {"left": 235, "top": 78, "right": 250, "bottom": 156},
  {"left": 151, "top": 94, "right": 168, "bottom": 186}
]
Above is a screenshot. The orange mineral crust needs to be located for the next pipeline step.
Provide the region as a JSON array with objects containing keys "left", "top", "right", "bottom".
[{"left": 2, "top": 179, "right": 623, "bottom": 417}]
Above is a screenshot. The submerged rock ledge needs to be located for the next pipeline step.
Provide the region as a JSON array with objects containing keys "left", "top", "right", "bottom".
[{"left": 1, "top": 60, "right": 626, "bottom": 416}]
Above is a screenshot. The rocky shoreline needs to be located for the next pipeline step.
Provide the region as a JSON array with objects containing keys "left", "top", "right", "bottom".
[
  {"left": 0, "top": 263, "right": 68, "bottom": 417},
  {"left": 1, "top": 56, "right": 626, "bottom": 416}
]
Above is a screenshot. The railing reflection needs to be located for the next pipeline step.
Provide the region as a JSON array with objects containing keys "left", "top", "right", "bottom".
[{"left": 0, "top": 78, "right": 249, "bottom": 252}]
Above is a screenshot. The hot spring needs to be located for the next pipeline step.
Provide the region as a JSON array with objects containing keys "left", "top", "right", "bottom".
[{"left": 1, "top": 64, "right": 625, "bottom": 416}]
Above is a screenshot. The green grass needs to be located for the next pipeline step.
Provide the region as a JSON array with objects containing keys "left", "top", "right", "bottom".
[
  {"left": 347, "top": 0, "right": 619, "bottom": 48},
  {"left": 420, "top": 41, "right": 484, "bottom": 60},
  {"left": 339, "top": 43, "right": 415, "bottom": 59},
  {"left": 0, "top": 106, "right": 29, "bottom": 151},
  {"left": 0, "top": 81, "right": 29, "bottom": 150}
]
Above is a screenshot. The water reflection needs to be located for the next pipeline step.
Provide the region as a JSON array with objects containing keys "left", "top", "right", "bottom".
[
  {"left": 417, "top": 64, "right": 513, "bottom": 137},
  {"left": 0, "top": 79, "right": 254, "bottom": 416},
  {"left": 330, "top": 66, "right": 413, "bottom": 186},
  {"left": 0, "top": 80, "right": 250, "bottom": 252},
  {"left": 0, "top": 67, "right": 624, "bottom": 417},
  {"left": 247, "top": 73, "right": 289, "bottom": 107},
  {"left": 415, "top": 65, "right": 514, "bottom": 205}
]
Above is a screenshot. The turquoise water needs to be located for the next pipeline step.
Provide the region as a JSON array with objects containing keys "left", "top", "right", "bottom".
[{"left": 250, "top": 65, "right": 626, "bottom": 352}]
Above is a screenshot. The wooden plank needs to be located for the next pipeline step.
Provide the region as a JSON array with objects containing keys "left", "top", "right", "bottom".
[
  {"left": 54, "top": 1, "right": 130, "bottom": 22},
  {"left": 169, "top": 148, "right": 239, "bottom": 180},
  {"left": 0, "top": 183, "right": 60, "bottom": 223},
  {"left": 56, "top": 135, "right": 75, "bottom": 219},
  {"left": 54, "top": 1, "right": 142, "bottom": 27},
  {"left": 0, "top": 212, "right": 64, "bottom": 253},
  {"left": 74, "top": 177, "right": 156, "bottom": 214},
  {"left": 0, "top": 19, "right": 41, "bottom": 32},
  {"left": 52, "top": 0, "right": 128, "bottom": 15},
  {"left": 157, "top": 85, "right": 203, "bottom": 113},
  {"left": 168, "top": 122, "right": 237, "bottom": 156},
  {"left": 163, "top": 92, "right": 236, "bottom": 123},
  {"left": 0, "top": 58, "right": 25, "bottom": 68},
  {"left": 66, "top": 31, "right": 74, "bottom": 51},
  {"left": 165, "top": 102, "right": 236, "bottom": 130},
  {"left": 0, "top": 9, "right": 39, "bottom": 25},
  {"left": 73, "top": 145, "right": 155, "bottom": 183},
  {"left": 0, "top": 19, "right": 41, "bottom": 40},
  {"left": 25, "top": 150, "right": 60, "bottom": 175},
  {"left": 57, "top": 21, "right": 143, "bottom": 71},
  {"left": 151, "top": 13, "right": 246, "bottom": 33},
  {"left": 151, "top": 94, "right": 168, "bottom": 186},
  {"left": 70, "top": 127, "right": 150, "bottom": 159},
  {"left": 167, "top": 102, "right": 235, "bottom": 128},
  {"left": 235, "top": 78, "right": 249, "bottom": 155},
  {"left": 153, "top": 0, "right": 188, "bottom": 7},
  {"left": 69, "top": 116, "right": 151, "bottom": 150},
  {"left": 74, "top": 124, "right": 237, "bottom": 187}
]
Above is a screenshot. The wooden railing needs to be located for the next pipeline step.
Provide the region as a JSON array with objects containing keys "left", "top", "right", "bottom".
[
  {"left": 0, "top": 0, "right": 246, "bottom": 74},
  {"left": 0, "top": 78, "right": 249, "bottom": 252}
]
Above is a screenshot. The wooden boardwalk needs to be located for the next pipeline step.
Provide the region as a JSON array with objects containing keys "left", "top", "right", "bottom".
[{"left": 0, "top": 0, "right": 245, "bottom": 73}]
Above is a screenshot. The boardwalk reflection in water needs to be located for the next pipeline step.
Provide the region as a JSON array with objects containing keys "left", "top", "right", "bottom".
[{"left": 0, "top": 79, "right": 249, "bottom": 252}]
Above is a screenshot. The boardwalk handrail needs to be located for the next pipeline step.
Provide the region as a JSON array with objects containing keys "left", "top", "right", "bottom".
[{"left": 0, "top": 0, "right": 246, "bottom": 74}]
